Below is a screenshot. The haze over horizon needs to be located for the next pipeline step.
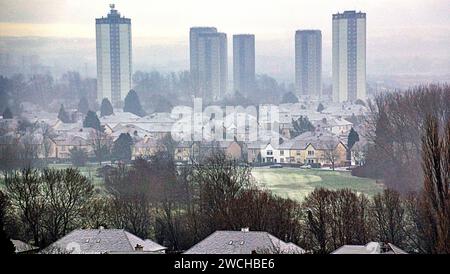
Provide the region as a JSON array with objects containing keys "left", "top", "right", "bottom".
[{"left": 0, "top": 0, "right": 449, "bottom": 81}]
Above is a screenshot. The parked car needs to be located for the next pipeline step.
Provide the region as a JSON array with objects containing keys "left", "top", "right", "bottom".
[
  {"left": 300, "top": 165, "right": 311, "bottom": 169},
  {"left": 270, "top": 164, "right": 283, "bottom": 168}
]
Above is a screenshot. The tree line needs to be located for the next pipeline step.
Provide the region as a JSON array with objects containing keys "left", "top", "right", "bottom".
[
  {"left": 359, "top": 84, "right": 449, "bottom": 192},
  {"left": 1, "top": 114, "right": 448, "bottom": 253}
]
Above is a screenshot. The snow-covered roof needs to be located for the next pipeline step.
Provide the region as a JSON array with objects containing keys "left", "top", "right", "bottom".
[
  {"left": 184, "top": 230, "right": 305, "bottom": 254},
  {"left": 44, "top": 229, "right": 166, "bottom": 254},
  {"left": 99, "top": 111, "right": 141, "bottom": 125},
  {"left": 12, "top": 239, "right": 38, "bottom": 253},
  {"left": 282, "top": 131, "right": 344, "bottom": 150},
  {"left": 332, "top": 242, "right": 407, "bottom": 254},
  {"left": 313, "top": 117, "right": 353, "bottom": 128}
]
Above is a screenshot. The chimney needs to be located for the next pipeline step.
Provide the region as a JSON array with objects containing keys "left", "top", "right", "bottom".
[
  {"left": 135, "top": 244, "right": 143, "bottom": 251},
  {"left": 241, "top": 227, "right": 250, "bottom": 232}
]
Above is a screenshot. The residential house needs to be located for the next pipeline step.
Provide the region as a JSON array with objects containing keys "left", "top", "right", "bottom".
[
  {"left": 174, "top": 141, "right": 196, "bottom": 162},
  {"left": 53, "top": 133, "right": 93, "bottom": 159},
  {"left": 11, "top": 239, "right": 39, "bottom": 254},
  {"left": 133, "top": 136, "right": 163, "bottom": 158},
  {"left": 184, "top": 228, "right": 305, "bottom": 254},
  {"left": 0, "top": 132, "right": 56, "bottom": 159},
  {"left": 285, "top": 131, "right": 348, "bottom": 166},
  {"left": 246, "top": 141, "right": 266, "bottom": 163},
  {"left": 313, "top": 117, "right": 353, "bottom": 136},
  {"left": 43, "top": 228, "right": 167, "bottom": 254},
  {"left": 174, "top": 140, "right": 243, "bottom": 163},
  {"left": 260, "top": 143, "right": 279, "bottom": 163},
  {"left": 332, "top": 242, "right": 407, "bottom": 254}
]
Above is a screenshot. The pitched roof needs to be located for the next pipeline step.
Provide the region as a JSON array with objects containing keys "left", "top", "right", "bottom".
[
  {"left": 313, "top": 117, "right": 353, "bottom": 129},
  {"left": 11, "top": 239, "right": 38, "bottom": 253},
  {"left": 332, "top": 242, "right": 408, "bottom": 254},
  {"left": 283, "top": 131, "right": 344, "bottom": 150},
  {"left": 184, "top": 230, "right": 305, "bottom": 254},
  {"left": 43, "top": 229, "right": 166, "bottom": 254},
  {"left": 53, "top": 135, "right": 90, "bottom": 146}
]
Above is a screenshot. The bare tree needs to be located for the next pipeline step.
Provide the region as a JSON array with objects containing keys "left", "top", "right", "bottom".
[
  {"left": 351, "top": 141, "right": 367, "bottom": 166},
  {"left": 89, "top": 129, "right": 111, "bottom": 164},
  {"left": 5, "top": 168, "right": 93, "bottom": 246},
  {"left": 39, "top": 122, "right": 56, "bottom": 164},
  {"left": 324, "top": 142, "right": 338, "bottom": 170},
  {"left": 40, "top": 168, "right": 94, "bottom": 242},
  {"left": 302, "top": 188, "right": 373, "bottom": 253},
  {"left": 80, "top": 196, "right": 113, "bottom": 229},
  {"left": 5, "top": 168, "right": 46, "bottom": 246},
  {"left": 371, "top": 189, "right": 407, "bottom": 247},
  {"left": 302, "top": 188, "right": 333, "bottom": 254},
  {"left": 419, "top": 116, "right": 450, "bottom": 253},
  {"left": 364, "top": 84, "right": 450, "bottom": 192}
]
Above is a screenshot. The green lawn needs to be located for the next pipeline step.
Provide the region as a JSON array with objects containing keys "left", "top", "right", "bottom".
[
  {"left": 2, "top": 164, "right": 383, "bottom": 201},
  {"left": 252, "top": 167, "right": 384, "bottom": 201}
]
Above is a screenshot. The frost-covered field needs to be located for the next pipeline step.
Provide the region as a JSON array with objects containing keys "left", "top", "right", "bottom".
[{"left": 252, "top": 167, "right": 384, "bottom": 201}]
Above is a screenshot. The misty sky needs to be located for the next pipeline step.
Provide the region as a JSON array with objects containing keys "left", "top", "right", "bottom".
[{"left": 0, "top": 0, "right": 449, "bottom": 79}]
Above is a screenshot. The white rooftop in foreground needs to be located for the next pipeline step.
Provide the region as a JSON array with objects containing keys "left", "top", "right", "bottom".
[
  {"left": 43, "top": 228, "right": 166, "bottom": 254},
  {"left": 332, "top": 242, "right": 408, "bottom": 254},
  {"left": 184, "top": 228, "right": 305, "bottom": 254}
]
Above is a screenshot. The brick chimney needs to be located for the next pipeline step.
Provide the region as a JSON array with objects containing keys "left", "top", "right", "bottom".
[{"left": 135, "top": 244, "right": 143, "bottom": 251}]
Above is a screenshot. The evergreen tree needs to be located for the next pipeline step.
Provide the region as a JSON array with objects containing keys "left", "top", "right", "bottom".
[
  {"left": 69, "top": 147, "right": 88, "bottom": 167},
  {"left": 281, "top": 92, "right": 299, "bottom": 104},
  {"left": 78, "top": 97, "right": 90, "bottom": 114},
  {"left": 347, "top": 127, "right": 360, "bottom": 149},
  {"left": 57, "top": 104, "right": 71, "bottom": 123},
  {"left": 2, "top": 107, "right": 13, "bottom": 119},
  {"left": 354, "top": 99, "right": 366, "bottom": 107},
  {"left": 111, "top": 133, "right": 133, "bottom": 162},
  {"left": 123, "top": 90, "right": 145, "bottom": 117},
  {"left": 100, "top": 98, "right": 114, "bottom": 117},
  {"left": 317, "top": 103, "right": 325, "bottom": 113},
  {"left": 83, "top": 110, "right": 102, "bottom": 131},
  {"left": 290, "top": 116, "right": 315, "bottom": 138}
]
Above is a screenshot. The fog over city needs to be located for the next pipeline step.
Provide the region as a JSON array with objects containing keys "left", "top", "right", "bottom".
[
  {"left": 0, "top": 0, "right": 449, "bottom": 259},
  {"left": 0, "top": 0, "right": 449, "bottom": 81}
]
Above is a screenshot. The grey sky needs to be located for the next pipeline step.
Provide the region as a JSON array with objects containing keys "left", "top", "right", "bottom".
[
  {"left": 0, "top": 0, "right": 449, "bottom": 78},
  {"left": 1, "top": 0, "right": 448, "bottom": 39}
]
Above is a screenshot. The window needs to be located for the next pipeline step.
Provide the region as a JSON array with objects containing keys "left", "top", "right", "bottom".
[
  {"left": 308, "top": 150, "right": 315, "bottom": 156},
  {"left": 267, "top": 150, "right": 273, "bottom": 155},
  {"left": 280, "top": 150, "right": 284, "bottom": 156}
]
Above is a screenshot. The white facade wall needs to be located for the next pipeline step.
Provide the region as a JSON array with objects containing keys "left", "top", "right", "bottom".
[
  {"left": 356, "top": 18, "right": 366, "bottom": 101},
  {"left": 96, "top": 24, "right": 111, "bottom": 102},
  {"left": 96, "top": 7, "right": 132, "bottom": 107},
  {"left": 332, "top": 11, "right": 366, "bottom": 103},
  {"left": 119, "top": 24, "right": 132, "bottom": 102}
]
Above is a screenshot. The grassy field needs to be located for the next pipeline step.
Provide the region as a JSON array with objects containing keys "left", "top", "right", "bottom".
[
  {"left": 1, "top": 164, "right": 383, "bottom": 201},
  {"left": 252, "top": 167, "right": 384, "bottom": 201}
]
